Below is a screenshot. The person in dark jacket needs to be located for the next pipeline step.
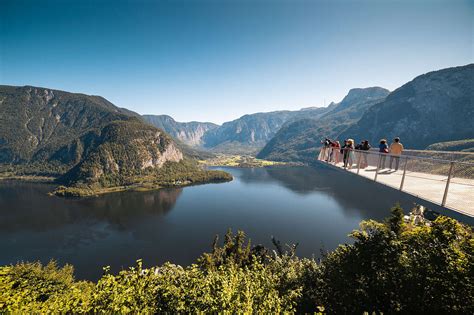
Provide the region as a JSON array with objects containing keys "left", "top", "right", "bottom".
[
  {"left": 378, "top": 139, "right": 388, "bottom": 169},
  {"left": 360, "top": 140, "right": 371, "bottom": 168},
  {"left": 342, "top": 139, "right": 354, "bottom": 168}
]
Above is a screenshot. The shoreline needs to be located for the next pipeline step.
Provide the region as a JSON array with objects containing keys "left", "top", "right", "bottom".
[
  {"left": 50, "top": 177, "right": 233, "bottom": 198},
  {"left": 0, "top": 174, "right": 57, "bottom": 183}
]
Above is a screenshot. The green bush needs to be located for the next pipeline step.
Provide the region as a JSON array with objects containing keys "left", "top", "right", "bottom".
[
  {"left": 0, "top": 261, "right": 93, "bottom": 313},
  {"left": 1, "top": 205, "right": 472, "bottom": 313}
]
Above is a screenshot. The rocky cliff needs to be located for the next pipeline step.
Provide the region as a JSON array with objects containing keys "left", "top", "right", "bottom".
[
  {"left": 0, "top": 86, "right": 231, "bottom": 192},
  {"left": 201, "top": 107, "right": 329, "bottom": 154},
  {"left": 60, "top": 119, "right": 183, "bottom": 186},
  {"left": 340, "top": 64, "right": 474, "bottom": 149},
  {"left": 143, "top": 114, "right": 218, "bottom": 146}
]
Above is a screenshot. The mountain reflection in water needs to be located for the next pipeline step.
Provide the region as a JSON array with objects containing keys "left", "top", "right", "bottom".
[{"left": 0, "top": 165, "right": 451, "bottom": 280}]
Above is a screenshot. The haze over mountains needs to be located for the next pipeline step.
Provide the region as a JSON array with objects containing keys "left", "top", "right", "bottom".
[
  {"left": 146, "top": 64, "right": 474, "bottom": 161},
  {"left": 145, "top": 107, "right": 330, "bottom": 154}
]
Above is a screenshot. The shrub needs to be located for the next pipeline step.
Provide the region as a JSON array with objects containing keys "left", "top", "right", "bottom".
[{"left": 1, "top": 205, "right": 472, "bottom": 313}]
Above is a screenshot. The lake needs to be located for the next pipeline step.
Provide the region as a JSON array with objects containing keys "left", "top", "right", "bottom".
[{"left": 0, "top": 165, "right": 452, "bottom": 280}]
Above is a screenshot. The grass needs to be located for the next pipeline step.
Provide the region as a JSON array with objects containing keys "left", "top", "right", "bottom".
[{"left": 200, "top": 154, "right": 296, "bottom": 168}]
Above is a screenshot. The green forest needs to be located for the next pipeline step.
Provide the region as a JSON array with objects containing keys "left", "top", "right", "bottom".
[{"left": 1, "top": 205, "right": 472, "bottom": 313}]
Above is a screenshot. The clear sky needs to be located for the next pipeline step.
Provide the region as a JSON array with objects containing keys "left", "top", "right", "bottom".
[{"left": 1, "top": 0, "right": 472, "bottom": 124}]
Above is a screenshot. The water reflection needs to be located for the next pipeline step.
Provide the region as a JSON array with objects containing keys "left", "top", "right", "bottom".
[
  {"left": 0, "top": 166, "right": 462, "bottom": 280},
  {"left": 0, "top": 182, "right": 182, "bottom": 232},
  {"left": 237, "top": 165, "right": 430, "bottom": 219}
]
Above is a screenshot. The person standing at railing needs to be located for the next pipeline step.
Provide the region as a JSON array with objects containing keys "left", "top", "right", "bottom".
[
  {"left": 360, "top": 140, "right": 371, "bottom": 168},
  {"left": 348, "top": 139, "right": 356, "bottom": 167},
  {"left": 342, "top": 139, "right": 354, "bottom": 168},
  {"left": 389, "top": 137, "right": 404, "bottom": 170},
  {"left": 321, "top": 138, "right": 331, "bottom": 161},
  {"left": 379, "top": 139, "right": 389, "bottom": 169},
  {"left": 332, "top": 140, "right": 341, "bottom": 163}
]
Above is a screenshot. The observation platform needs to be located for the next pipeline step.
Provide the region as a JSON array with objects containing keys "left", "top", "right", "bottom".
[{"left": 318, "top": 148, "right": 474, "bottom": 217}]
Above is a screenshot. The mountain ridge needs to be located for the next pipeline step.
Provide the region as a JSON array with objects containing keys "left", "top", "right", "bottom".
[
  {"left": 0, "top": 85, "right": 232, "bottom": 195},
  {"left": 339, "top": 64, "right": 474, "bottom": 149},
  {"left": 257, "top": 87, "right": 390, "bottom": 161},
  {"left": 143, "top": 114, "right": 218, "bottom": 147}
]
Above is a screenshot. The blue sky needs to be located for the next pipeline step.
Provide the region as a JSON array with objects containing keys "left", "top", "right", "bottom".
[{"left": 1, "top": 0, "right": 472, "bottom": 124}]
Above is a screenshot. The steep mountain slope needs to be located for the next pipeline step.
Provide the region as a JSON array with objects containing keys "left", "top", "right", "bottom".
[
  {"left": 0, "top": 85, "right": 232, "bottom": 194},
  {"left": 0, "top": 85, "right": 137, "bottom": 166},
  {"left": 143, "top": 115, "right": 218, "bottom": 146},
  {"left": 201, "top": 107, "right": 330, "bottom": 154},
  {"left": 340, "top": 64, "right": 474, "bottom": 149},
  {"left": 257, "top": 87, "right": 390, "bottom": 161},
  {"left": 60, "top": 119, "right": 183, "bottom": 186},
  {"left": 54, "top": 118, "right": 231, "bottom": 196}
]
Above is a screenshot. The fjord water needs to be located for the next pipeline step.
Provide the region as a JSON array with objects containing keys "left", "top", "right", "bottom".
[{"left": 0, "top": 165, "right": 433, "bottom": 280}]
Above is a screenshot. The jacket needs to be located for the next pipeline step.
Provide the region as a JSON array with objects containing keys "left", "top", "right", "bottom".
[{"left": 390, "top": 142, "right": 404, "bottom": 155}]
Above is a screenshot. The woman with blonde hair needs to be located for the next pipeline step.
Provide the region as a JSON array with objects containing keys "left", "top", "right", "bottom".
[{"left": 347, "top": 139, "right": 355, "bottom": 167}]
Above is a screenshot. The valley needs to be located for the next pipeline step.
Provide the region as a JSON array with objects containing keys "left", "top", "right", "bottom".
[{"left": 1, "top": 64, "right": 473, "bottom": 197}]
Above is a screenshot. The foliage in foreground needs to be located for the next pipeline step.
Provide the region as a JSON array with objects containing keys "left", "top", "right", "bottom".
[{"left": 1, "top": 205, "right": 472, "bottom": 313}]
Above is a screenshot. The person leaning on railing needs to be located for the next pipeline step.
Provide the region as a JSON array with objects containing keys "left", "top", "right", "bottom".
[{"left": 389, "top": 137, "right": 404, "bottom": 170}]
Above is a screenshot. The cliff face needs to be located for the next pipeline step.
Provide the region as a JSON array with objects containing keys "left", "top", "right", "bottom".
[
  {"left": 62, "top": 120, "right": 183, "bottom": 185},
  {"left": 200, "top": 107, "right": 330, "bottom": 154},
  {"left": 341, "top": 64, "right": 474, "bottom": 149},
  {"left": 143, "top": 115, "right": 218, "bottom": 146},
  {"left": 0, "top": 85, "right": 188, "bottom": 185}
]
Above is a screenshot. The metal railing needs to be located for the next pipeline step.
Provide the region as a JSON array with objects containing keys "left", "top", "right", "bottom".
[{"left": 317, "top": 147, "right": 474, "bottom": 216}]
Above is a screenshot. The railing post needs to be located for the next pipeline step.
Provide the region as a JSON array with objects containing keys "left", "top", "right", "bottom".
[
  {"left": 374, "top": 154, "right": 381, "bottom": 181},
  {"left": 442, "top": 161, "right": 455, "bottom": 207},
  {"left": 356, "top": 151, "right": 362, "bottom": 174},
  {"left": 399, "top": 157, "right": 408, "bottom": 191}
]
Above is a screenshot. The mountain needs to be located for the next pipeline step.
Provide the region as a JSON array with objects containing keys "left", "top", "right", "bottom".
[
  {"left": 340, "top": 64, "right": 474, "bottom": 149},
  {"left": 143, "top": 115, "right": 218, "bottom": 146},
  {"left": 257, "top": 87, "right": 390, "bottom": 161},
  {"left": 0, "top": 85, "right": 138, "bottom": 166},
  {"left": 0, "top": 85, "right": 231, "bottom": 194},
  {"left": 59, "top": 119, "right": 183, "bottom": 186},
  {"left": 201, "top": 107, "right": 330, "bottom": 154}
]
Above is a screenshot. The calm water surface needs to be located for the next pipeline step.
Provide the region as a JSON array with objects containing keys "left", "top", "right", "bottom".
[{"left": 0, "top": 165, "right": 443, "bottom": 280}]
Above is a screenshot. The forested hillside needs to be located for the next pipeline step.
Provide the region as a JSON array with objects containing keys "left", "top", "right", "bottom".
[
  {"left": 0, "top": 86, "right": 232, "bottom": 194},
  {"left": 0, "top": 86, "right": 137, "bottom": 168}
]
